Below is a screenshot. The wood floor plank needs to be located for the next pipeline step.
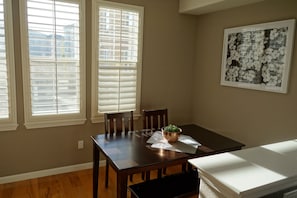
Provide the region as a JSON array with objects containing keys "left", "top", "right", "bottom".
[
  {"left": 0, "top": 165, "right": 195, "bottom": 198},
  {"left": 1, "top": 183, "right": 13, "bottom": 198}
]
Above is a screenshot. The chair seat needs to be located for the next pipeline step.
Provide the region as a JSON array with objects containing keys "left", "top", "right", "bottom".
[{"left": 128, "top": 170, "right": 200, "bottom": 198}]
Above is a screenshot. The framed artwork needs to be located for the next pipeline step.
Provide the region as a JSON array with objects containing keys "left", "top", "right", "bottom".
[{"left": 220, "top": 19, "right": 296, "bottom": 93}]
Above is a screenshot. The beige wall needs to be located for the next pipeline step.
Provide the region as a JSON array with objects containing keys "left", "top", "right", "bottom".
[
  {"left": 2, "top": 0, "right": 296, "bottom": 178},
  {"left": 0, "top": 0, "right": 196, "bottom": 177},
  {"left": 193, "top": 0, "right": 297, "bottom": 147}
]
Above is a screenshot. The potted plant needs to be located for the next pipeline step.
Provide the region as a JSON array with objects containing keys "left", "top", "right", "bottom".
[{"left": 161, "top": 124, "right": 182, "bottom": 143}]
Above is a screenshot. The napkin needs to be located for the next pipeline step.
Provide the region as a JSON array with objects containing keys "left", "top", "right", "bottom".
[{"left": 146, "top": 131, "right": 201, "bottom": 154}]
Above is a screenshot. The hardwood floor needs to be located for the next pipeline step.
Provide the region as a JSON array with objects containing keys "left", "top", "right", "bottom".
[{"left": 0, "top": 165, "right": 195, "bottom": 198}]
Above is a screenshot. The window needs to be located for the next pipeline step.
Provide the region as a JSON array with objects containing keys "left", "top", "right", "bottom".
[
  {"left": 91, "top": 0, "right": 144, "bottom": 122},
  {"left": 0, "top": 0, "right": 17, "bottom": 131},
  {"left": 20, "top": 0, "right": 86, "bottom": 128}
]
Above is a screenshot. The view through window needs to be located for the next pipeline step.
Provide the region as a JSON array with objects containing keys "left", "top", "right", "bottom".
[
  {"left": 92, "top": 1, "right": 143, "bottom": 122},
  {"left": 27, "top": 0, "right": 80, "bottom": 115}
]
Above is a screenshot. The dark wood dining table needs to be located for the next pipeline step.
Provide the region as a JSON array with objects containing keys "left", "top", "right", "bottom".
[{"left": 91, "top": 124, "right": 245, "bottom": 198}]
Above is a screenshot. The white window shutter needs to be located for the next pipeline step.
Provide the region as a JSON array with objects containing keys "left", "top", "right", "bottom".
[
  {"left": 0, "top": 0, "right": 18, "bottom": 131},
  {"left": 91, "top": 1, "right": 143, "bottom": 122},
  {"left": 20, "top": 0, "right": 86, "bottom": 128},
  {"left": 0, "top": 0, "right": 9, "bottom": 119}
]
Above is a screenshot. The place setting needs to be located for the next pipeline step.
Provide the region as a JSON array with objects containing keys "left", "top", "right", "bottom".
[{"left": 146, "top": 124, "right": 201, "bottom": 154}]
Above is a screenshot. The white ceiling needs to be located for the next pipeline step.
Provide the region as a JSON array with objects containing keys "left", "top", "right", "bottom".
[{"left": 179, "top": 0, "right": 265, "bottom": 15}]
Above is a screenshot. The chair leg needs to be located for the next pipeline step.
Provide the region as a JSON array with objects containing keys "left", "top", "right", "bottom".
[
  {"left": 187, "top": 163, "right": 193, "bottom": 171},
  {"left": 157, "top": 169, "right": 162, "bottom": 178},
  {"left": 130, "top": 174, "right": 133, "bottom": 182},
  {"left": 105, "top": 161, "right": 109, "bottom": 188},
  {"left": 182, "top": 163, "right": 188, "bottom": 172},
  {"left": 145, "top": 171, "right": 151, "bottom": 181},
  {"left": 141, "top": 172, "right": 145, "bottom": 180},
  {"left": 163, "top": 167, "right": 167, "bottom": 174}
]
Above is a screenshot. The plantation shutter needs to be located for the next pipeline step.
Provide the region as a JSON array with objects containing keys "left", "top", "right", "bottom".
[
  {"left": 26, "top": 0, "right": 80, "bottom": 116},
  {"left": 97, "top": 5, "right": 140, "bottom": 113},
  {"left": 0, "top": 0, "right": 9, "bottom": 119},
  {"left": 0, "top": 0, "right": 17, "bottom": 131}
]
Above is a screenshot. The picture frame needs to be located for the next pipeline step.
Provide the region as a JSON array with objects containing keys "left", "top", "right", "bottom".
[{"left": 220, "top": 19, "right": 296, "bottom": 93}]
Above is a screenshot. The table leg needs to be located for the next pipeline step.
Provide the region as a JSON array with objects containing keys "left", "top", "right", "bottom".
[
  {"left": 93, "top": 143, "right": 99, "bottom": 198},
  {"left": 117, "top": 172, "right": 128, "bottom": 198}
]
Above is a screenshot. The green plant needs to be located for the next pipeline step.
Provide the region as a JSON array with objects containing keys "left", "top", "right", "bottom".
[{"left": 163, "top": 124, "right": 181, "bottom": 132}]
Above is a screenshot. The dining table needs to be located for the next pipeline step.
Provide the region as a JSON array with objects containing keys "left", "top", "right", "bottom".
[{"left": 91, "top": 124, "right": 245, "bottom": 198}]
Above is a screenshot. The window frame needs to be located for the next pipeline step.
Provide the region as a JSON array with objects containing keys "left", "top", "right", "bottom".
[
  {"left": 91, "top": 0, "right": 144, "bottom": 123},
  {"left": 0, "top": 0, "right": 18, "bottom": 131},
  {"left": 19, "top": 0, "right": 86, "bottom": 129}
]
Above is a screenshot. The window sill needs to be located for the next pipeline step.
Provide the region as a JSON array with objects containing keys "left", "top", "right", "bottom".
[
  {"left": 0, "top": 123, "right": 19, "bottom": 132},
  {"left": 24, "top": 118, "right": 87, "bottom": 129}
]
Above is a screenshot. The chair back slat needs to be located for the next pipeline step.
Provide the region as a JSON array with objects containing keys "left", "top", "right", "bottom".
[{"left": 143, "top": 109, "right": 168, "bottom": 130}]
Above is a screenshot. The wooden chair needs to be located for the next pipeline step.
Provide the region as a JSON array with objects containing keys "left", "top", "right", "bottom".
[
  {"left": 104, "top": 111, "right": 134, "bottom": 188},
  {"left": 142, "top": 108, "right": 168, "bottom": 131},
  {"left": 142, "top": 108, "right": 168, "bottom": 179},
  {"left": 129, "top": 169, "right": 200, "bottom": 198},
  {"left": 104, "top": 111, "right": 134, "bottom": 136}
]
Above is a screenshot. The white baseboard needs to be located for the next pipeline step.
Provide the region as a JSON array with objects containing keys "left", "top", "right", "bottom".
[{"left": 0, "top": 160, "right": 106, "bottom": 184}]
